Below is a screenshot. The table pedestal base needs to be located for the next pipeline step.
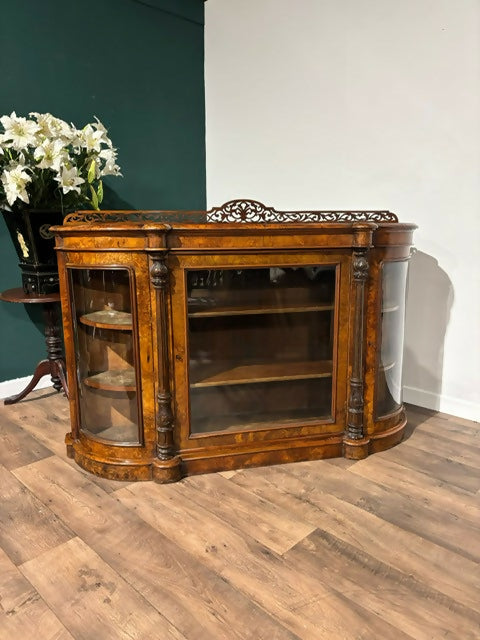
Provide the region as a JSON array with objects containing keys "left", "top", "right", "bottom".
[
  {"left": 4, "top": 358, "right": 68, "bottom": 405},
  {"left": 0, "top": 287, "right": 69, "bottom": 405}
]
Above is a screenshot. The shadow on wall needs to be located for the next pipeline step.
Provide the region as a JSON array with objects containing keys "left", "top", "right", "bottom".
[{"left": 403, "top": 250, "right": 453, "bottom": 409}]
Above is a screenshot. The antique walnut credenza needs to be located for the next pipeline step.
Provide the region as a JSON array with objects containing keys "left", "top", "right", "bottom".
[{"left": 53, "top": 200, "right": 416, "bottom": 482}]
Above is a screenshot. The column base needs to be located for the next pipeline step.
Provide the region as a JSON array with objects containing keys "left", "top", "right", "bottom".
[
  {"left": 343, "top": 436, "right": 370, "bottom": 460},
  {"left": 152, "top": 456, "right": 183, "bottom": 483}
]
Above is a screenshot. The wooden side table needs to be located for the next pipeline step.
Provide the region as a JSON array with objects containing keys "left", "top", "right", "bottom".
[{"left": 0, "top": 287, "right": 69, "bottom": 405}]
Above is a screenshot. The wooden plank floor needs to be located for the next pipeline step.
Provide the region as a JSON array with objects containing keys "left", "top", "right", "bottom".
[{"left": 0, "top": 389, "right": 479, "bottom": 639}]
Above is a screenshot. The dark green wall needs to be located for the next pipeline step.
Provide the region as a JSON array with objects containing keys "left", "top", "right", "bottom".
[{"left": 0, "top": 0, "right": 205, "bottom": 383}]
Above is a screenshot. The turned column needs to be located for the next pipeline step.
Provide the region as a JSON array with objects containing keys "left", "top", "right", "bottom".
[
  {"left": 344, "top": 223, "right": 377, "bottom": 459},
  {"left": 150, "top": 256, "right": 182, "bottom": 481}
]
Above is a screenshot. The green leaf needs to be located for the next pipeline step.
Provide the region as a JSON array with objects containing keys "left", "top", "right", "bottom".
[
  {"left": 97, "top": 180, "right": 103, "bottom": 204},
  {"left": 89, "top": 184, "right": 99, "bottom": 210},
  {"left": 87, "top": 159, "right": 96, "bottom": 184}
]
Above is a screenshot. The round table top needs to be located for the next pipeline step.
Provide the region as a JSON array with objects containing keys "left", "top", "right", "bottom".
[{"left": 0, "top": 287, "right": 61, "bottom": 304}]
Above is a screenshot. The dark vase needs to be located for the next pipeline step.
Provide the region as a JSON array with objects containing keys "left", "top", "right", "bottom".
[{"left": 1, "top": 208, "right": 64, "bottom": 295}]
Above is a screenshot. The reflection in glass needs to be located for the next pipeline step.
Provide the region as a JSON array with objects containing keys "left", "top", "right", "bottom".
[
  {"left": 69, "top": 268, "right": 139, "bottom": 443},
  {"left": 187, "top": 266, "right": 337, "bottom": 434},
  {"left": 376, "top": 261, "right": 409, "bottom": 416}
]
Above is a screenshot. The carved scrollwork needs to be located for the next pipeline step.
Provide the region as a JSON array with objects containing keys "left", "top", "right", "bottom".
[
  {"left": 206, "top": 199, "right": 398, "bottom": 223},
  {"left": 157, "top": 392, "right": 175, "bottom": 460},
  {"left": 347, "top": 211, "right": 398, "bottom": 223},
  {"left": 150, "top": 259, "right": 168, "bottom": 290},
  {"left": 64, "top": 211, "right": 158, "bottom": 224},
  {"left": 353, "top": 252, "right": 369, "bottom": 282},
  {"left": 349, "top": 380, "right": 364, "bottom": 410},
  {"left": 346, "top": 247, "right": 370, "bottom": 441},
  {"left": 207, "top": 199, "right": 277, "bottom": 222},
  {"left": 64, "top": 211, "right": 207, "bottom": 224},
  {"left": 64, "top": 201, "right": 398, "bottom": 225},
  {"left": 347, "top": 379, "right": 364, "bottom": 440}
]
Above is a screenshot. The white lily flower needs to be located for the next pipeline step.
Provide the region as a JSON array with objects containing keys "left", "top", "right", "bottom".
[
  {"left": 93, "top": 116, "right": 107, "bottom": 134},
  {"left": 93, "top": 117, "right": 113, "bottom": 147},
  {"left": 67, "top": 126, "right": 84, "bottom": 153},
  {"left": 16, "top": 151, "right": 27, "bottom": 165},
  {"left": 98, "top": 147, "right": 122, "bottom": 176},
  {"left": 34, "top": 139, "right": 66, "bottom": 171},
  {"left": 79, "top": 124, "right": 104, "bottom": 153},
  {"left": 51, "top": 117, "right": 75, "bottom": 143},
  {"left": 29, "top": 112, "right": 55, "bottom": 137},
  {"left": 29, "top": 112, "right": 75, "bottom": 144},
  {"left": 1, "top": 164, "right": 32, "bottom": 206},
  {"left": 55, "top": 165, "right": 85, "bottom": 194},
  {"left": 0, "top": 111, "right": 17, "bottom": 130},
  {"left": 1, "top": 111, "right": 41, "bottom": 151}
]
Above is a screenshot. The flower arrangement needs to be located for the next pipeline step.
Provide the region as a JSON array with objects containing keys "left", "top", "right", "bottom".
[{"left": 0, "top": 111, "right": 121, "bottom": 213}]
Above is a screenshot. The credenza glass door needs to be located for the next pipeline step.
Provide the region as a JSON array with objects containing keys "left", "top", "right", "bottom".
[
  {"left": 186, "top": 265, "right": 337, "bottom": 434},
  {"left": 376, "top": 260, "right": 409, "bottom": 417},
  {"left": 69, "top": 267, "right": 140, "bottom": 444}
]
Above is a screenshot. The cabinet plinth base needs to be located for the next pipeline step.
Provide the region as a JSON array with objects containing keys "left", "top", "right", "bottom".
[
  {"left": 343, "top": 414, "right": 407, "bottom": 459},
  {"left": 63, "top": 418, "right": 407, "bottom": 482},
  {"left": 67, "top": 440, "right": 153, "bottom": 482},
  {"left": 180, "top": 436, "right": 344, "bottom": 477},
  {"left": 65, "top": 437, "right": 184, "bottom": 483},
  {"left": 343, "top": 437, "right": 370, "bottom": 460},
  {"left": 368, "top": 416, "right": 407, "bottom": 453},
  {"left": 152, "top": 456, "right": 183, "bottom": 483},
  {"left": 65, "top": 432, "right": 74, "bottom": 458}
]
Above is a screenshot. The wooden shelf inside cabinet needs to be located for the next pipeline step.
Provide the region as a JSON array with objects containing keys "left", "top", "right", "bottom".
[
  {"left": 188, "top": 302, "right": 335, "bottom": 318},
  {"left": 83, "top": 368, "right": 136, "bottom": 392},
  {"left": 79, "top": 309, "right": 133, "bottom": 330},
  {"left": 190, "top": 359, "right": 333, "bottom": 388}
]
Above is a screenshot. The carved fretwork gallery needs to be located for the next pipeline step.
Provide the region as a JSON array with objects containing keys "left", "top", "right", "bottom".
[{"left": 53, "top": 200, "right": 416, "bottom": 482}]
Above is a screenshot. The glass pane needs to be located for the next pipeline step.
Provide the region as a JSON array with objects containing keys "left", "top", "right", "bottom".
[
  {"left": 69, "top": 268, "right": 139, "bottom": 443},
  {"left": 187, "top": 266, "right": 336, "bottom": 434},
  {"left": 376, "top": 261, "right": 409, "bottom": 416}
]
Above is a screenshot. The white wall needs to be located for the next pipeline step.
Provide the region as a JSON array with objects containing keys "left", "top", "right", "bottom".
[{"left": 205, "top": 0, "right": 480, "bottom": 421}]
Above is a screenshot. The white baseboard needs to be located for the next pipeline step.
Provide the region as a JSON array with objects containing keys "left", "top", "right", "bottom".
[
  {"left": 404, "top": 386, "right": 479, "bottom": 423},
  {"left": 0, "top": 375, "right": 52, "bottom": 401}
]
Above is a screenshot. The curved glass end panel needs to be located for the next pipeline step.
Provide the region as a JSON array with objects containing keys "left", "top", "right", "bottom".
[
  {"left": 187, "top": 266, "right": 337, "bottom": 434},
  {"left": 69, "top": 268, "right": 140, "bottom": 444},
  {"left": 376, "top": 261, "right": 409, "bottom": 417}
]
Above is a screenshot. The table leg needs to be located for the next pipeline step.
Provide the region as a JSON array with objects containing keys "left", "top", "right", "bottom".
[{"left": 4, "top": 360, "right": 52, "bottom": 405}]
